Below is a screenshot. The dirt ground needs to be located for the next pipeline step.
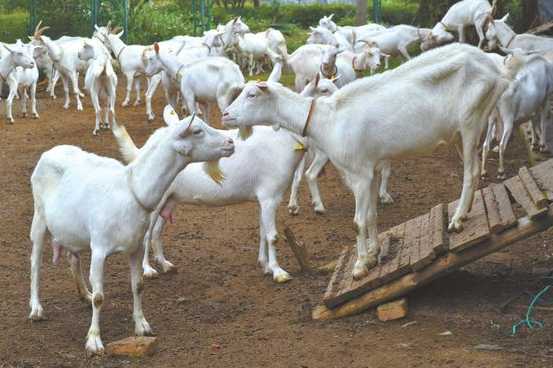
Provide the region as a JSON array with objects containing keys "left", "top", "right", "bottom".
[{"left": 2, "top": 82, "right": 553, "bottom": 368}]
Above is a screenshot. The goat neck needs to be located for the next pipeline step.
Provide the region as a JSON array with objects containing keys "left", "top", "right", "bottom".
[
  {"left": 157, "top": 50, "right": 183, "bottom": 80},
  {"left": 107, "top": 35, "right": 127, "bottom": 60},
  {"left": 126, "top": 131, "right": 191, "bottom": 212},
  {"left": 493, "top": 21, "right": 517, "bottom": 48},
  {"left": 40, "top": 36, "right": 63, "bottom": 63}
]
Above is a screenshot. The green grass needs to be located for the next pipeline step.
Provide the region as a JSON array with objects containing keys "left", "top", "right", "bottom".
[{"left": 0, "top": 10, "right": 28, "bottom": 43}]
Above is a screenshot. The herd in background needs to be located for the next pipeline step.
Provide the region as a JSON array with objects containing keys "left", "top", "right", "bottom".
[{"left": 5, "top": 0, "right": 553, "bottom": 356}]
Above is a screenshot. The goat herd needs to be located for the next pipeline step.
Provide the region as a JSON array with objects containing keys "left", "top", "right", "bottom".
[{"left": 1, "top": 0, "right": 551, "bottom": 356}]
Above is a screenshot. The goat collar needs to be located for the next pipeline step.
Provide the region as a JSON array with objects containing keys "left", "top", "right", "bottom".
[
  {"left": 115, "top": 45, "right": 127, "bottom": 61},
  {"left": 505, "top": 33, "right": 516, "bottom": 48},
  {"left": 352, "top": 56, "right": 364, "bottom": 73},
  {"left": 302, "top": 98, "right": 316, "bottom": 137},
  {"left": 127, "top": 168, "right": 155, "bottom": 213},
  {"left": 320, "top": 63, "right": 337, "bottom": 79}
]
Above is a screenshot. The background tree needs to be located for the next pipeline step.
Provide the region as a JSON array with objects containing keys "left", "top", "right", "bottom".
[{"left": 355, "top": 0, "right": 368, "bottom": 25}]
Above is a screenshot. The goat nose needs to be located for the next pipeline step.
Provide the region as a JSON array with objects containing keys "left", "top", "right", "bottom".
[
  {"left": 226, "top": 137, "right": 234, "bottom": 145},
  {"left": 222, "top": 111, "right": 229, "bottom": 117}
]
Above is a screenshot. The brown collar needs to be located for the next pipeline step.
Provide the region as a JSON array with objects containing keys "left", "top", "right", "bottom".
[
  {"left": 116, "top": 45, "right": 127, "bottom": 61},
  {"left": 302, "top": 99, "right": 316, "bottom": 137},
  {"left": 320, "top": 63, "right": 337, "bottom": 79},
  {"left": 505, "top": 33, "right": 516, "bottom": 48}
]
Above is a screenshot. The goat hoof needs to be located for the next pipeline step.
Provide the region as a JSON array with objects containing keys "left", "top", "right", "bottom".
[
  {"left": 288, "top": 205, "right": 300, "bottom": 216},
  {"left": 379, "top": 193, "right": 394, "bottom": 204},
  {"left": 147, "top": 114, "right": 155, "bottom": 122},
  {"left": 313, "top": 205, "right": 326, "bottom": 215},
  {"left": 497, "top": 172, "right": 506, "bottom": 180},
  {"left": 447, "top": 219, "right": 464, "bottom": 233},
  {"left": 22, "top": 113, "right": 27, "bottom": 118},
  {"left": 7, "top": 119, "right": 14, "bottom": 124},
  {"left": 63, "top": 105, "right": 69, "bottom": 110},
  {"left": 143, "top": 266, "right": 159, "bottom": 279},
  {"left": 32, "top": 114, "right": 39, "bottom": 119},
  {"left": 273, "top": 269, "right": 292, "bottom": 283},
  {"left": 133, "top": 100, "right": 141, "bottom": 107},
  {"left": 51, "top": 95, "right": 57, "bottom": 100},
  {"left": 92, "top": 129, "right": 99, "bottom": 136},
  {"left": 29, "top": 306, "right": 46, "bottom": 321},
  {"left": 160, "top": 260, "right": 176, "bottom": 274},
  {"left": 121, "top": 101, "right": 129, "bottom": 107},
  {"left": 85, "top": 334, "right": 105, "bottom": 356},
  {"left": 135, "top": 318, "right": 153, "bottom": 336}
]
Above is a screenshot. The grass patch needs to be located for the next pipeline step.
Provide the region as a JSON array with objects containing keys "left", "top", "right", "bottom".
[{"left": 0, "top": 10, "right": 28, "bottom": 43}]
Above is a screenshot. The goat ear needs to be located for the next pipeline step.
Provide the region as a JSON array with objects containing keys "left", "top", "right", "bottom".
[
  {"left": 116, "top": 30, "right": 124, "bottom": 38},
  {"left": 256, "top": 82, "right": 269, "bottom": 92},
  {"left": 163, "top": 105, "right": 180, "bottom": 126},
  {"left": 328, "top": 13, "right": 334, "bottom": 20},
  {"left": 154, "top": 42, "right": 160, "bottom": 54},
  {"left": 179, "top": 113, "right": 195, "bottom": 137},
  {"left": 500, "top": 13, "right": 510, "bottom": 22},
  {"left": 3, "top": 44, "right": 13, "bottom": 53},
  {"left": 94, "top": 24, "right": 100, "bottom": 32}
]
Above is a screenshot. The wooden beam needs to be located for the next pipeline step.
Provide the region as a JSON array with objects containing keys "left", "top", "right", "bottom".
[
  {"left": 283, "top": 227, "right": 312, "bottom": 273},
  {"left": 312, "top": 206, "right": 553, "bottom": 321}
]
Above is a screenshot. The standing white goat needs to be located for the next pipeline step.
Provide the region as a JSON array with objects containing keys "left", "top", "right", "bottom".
[
  {"left": 31, "top": 25, "right": 87, "bottom": 111},
  {"left": 29, "top": 106, "right": 235, "bottom": 355},
  {"left": 0, "top": 40, "right": 38, "bottom": 123},
  {"left": 236, "top": 29, "right": 287, "bottom": 76},
  {"left": 421, "top": 0, "right": 497, "bottom": 50},
  {"left": 481, "top": 51, "right": 553, "bottom": 179},
  {"left": 223, "top": 44, "right": 510, "bottom": 279},
  {"left": 288, "top": 74, "right": 394, "bottom": 216},
  {"left": 485, "top": 14, "right": 553, "bottom": 52},
  {"left": 78, "top": 40, "right": 118, "bottom": 135},
  {"left": 146, "top": 43, "right": 245, "bottom": 124}
]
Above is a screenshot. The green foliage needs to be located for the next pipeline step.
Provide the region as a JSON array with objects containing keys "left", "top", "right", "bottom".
[
  {"left": 129, "top": 2, "right": 194, "bottom": 44},
  {"left": 0, "top": 10, "right": 28, "bottom": 43}
]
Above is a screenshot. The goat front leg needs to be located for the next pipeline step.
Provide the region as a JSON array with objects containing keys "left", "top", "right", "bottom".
[
  {"left": 62, "top": 75, "right": 70, "bottom": 109},
  {"left": 458, "top": 25, "right": 466, "bottom": 43},
  {"left": 260, "top": 199, "right": 291, "bottom": 283},
  {"left": 539, "top": 105, "right": 550, "bottom": 152},
  {"left": 5, "top": 81, "right": 18, "bottom": 123},
  {"left": 449, "top": 133, "right": 479, "bottom": 231},
  {"left": 378, "top": 160, "right": 394, "bottom": 204},
  {"left": 20, "top": 87, "right": 28, "bottom": 118},
  {"left": 350, "top": 169, "right": 378, "bottom": 280},
  {"left": 129, "top": 245, "right": 153, "bottom": 337},
  {"left": 68, "top": 253, "right": 92, "bottom": 303},
  {"left": 398, "top": 44, "right": 411, "bottom": 60},
  {"left": 481, "top": 117, "right": 495, "bottom": 178},
  {"left": 90, "top": 89, "right": 102, "bottom": 135},
  {"left": 30, "top": 82, "right": 39, "bottom": 119},
  {"left": 122, "top": 72, "right": 135, "bottom": 107},
  {"left": 71, "top": 72, "right": 83, "bottom": 111},
  {"left": 287, "top": 153, "right": 307, "bottom": 215},
  {"left": 305, "top": 148, "right": 328, "bottom": 214},
  {"left": 85, "top": 248, "right": 106, "bottom": 355},
  {"left": 50, "top": 69, "right": 60, "bottom": 99},
  {"left": 133, "top": 77, "right": 142, "bottom": 106},
  {"left": 146, "top": 74, "right": 161, "bottom": 121}
]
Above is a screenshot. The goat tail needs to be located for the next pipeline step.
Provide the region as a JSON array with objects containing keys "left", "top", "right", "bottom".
[{"left": 111, "top": 120, "right": 140, "bottom": 163}]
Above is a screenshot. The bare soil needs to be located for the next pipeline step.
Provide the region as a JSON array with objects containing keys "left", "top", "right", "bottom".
[{"left": 1, "top": 84, "right": 553, "bottom": 368}]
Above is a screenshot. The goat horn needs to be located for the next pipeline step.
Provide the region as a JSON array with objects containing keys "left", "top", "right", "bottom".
[{"left": 106, "top": 20, "right": 112, "bottom": 30}]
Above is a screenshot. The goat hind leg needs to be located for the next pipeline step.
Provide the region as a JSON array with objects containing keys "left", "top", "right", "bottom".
[
  {"left": 29, "top": 210, "right": 47, "bottom": 321},
  {"left": 69, "top": 253, "right": 92, "bottom": 303},
  {"left": 378, "top": 160, "right": 394, "bottom": 204},
  {"left": 260, "top": 199, "right": 291, "bottom": 283},
  {"left": 85, "top": 249, "right": 106, "bottom": 355},
  {"left": 130, "top": 246, "right": 152, "bottom": 336},
  {"left": 287, "top": 154, "right": 306, "bottom": 215},
  {"left": 122, "top": 72, "right": 135, "bottom": 107},
  {"left": 305, "top": 148, "right": 328, "bottom": 214}
]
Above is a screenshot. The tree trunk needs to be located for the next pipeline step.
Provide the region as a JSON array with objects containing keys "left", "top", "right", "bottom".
[
  {"left": 522, "top": 0, "right": 539, "bottom": 30},
  {"left": 253, "top": 0, "right": 260, "bottom": 7},
  {"left": 355, "top": 0, "right": 368, "bottom": 26}
]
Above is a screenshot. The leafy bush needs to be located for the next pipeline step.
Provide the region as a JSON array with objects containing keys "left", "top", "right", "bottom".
[
  {"left": 0, "top": 10, "right": 28, "bottom": 43},
  {"left": 129, "top": 2, "right": 194, "bottom": 44}
]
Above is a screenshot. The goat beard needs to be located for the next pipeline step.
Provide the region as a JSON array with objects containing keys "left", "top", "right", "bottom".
[
  {"left": 203, "top": 160, "right": 225, "bottom": 185},
  {"left": 238, "top": 127, "right": 253, "bottom": 140}
]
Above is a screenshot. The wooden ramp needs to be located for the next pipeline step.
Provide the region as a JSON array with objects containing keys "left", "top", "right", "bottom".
[{"left": 313, "top": 159, "right": 553, "bottom": 321}]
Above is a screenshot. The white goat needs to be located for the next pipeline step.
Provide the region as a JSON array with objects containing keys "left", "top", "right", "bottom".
[
  {"left": 236, "top": 29, "right": 287, "bottom": 76},
  {"left": 29, "top": 106, "right": 235, "bottom": 355},
  {"left": 0, "top": 41, "right": 38, "bottom": 123},
  {"left": 287, "top": 44, "right": 380, "bottom": 91},
  {"left": 32, "top": 26, "right": 87, "bottom": 111},
  {"left": 78, "top": 40, "right": 118, "bottom": 135},
  {"left": 288, "top": 73, "right": 393, "bottom": 215},
  {"left": 481, "top": 51, "right": 553, "bottom": 179},
  {"left": 147, "top": 43, "right": 245, "bottom": 124},
  {"left": 485, "top": 14, "right": 553, "bottom": 52},
  {"left": 421, "top": 0, "right": 497, "bottom": 50},
  {"left": 359, "top": 25, "right": 431, "bottom": 66},
  {"left": 223, "top": 44, "right": 510, "bottom": 279}
]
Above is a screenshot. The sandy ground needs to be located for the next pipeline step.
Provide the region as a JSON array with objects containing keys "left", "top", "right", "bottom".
[{"left": 1, "top": 82, "right": 553, "bottom": 368}]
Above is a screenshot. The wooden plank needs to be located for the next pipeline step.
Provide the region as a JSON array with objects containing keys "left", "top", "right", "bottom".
[
  {"left": 492, "top": 183, "right": 517, "bottom": 231},
  {"left": 404, "top": 215, "right": 423, "bottom": 268},
  {"left": 324, "top": 248, "right": 357, "bottom": 308},
  {"left": 411, "top": 213, "right": 436, "bottom": 271},
  {"left": 482, "top": 186, "right": 502, "bottom": 233},
  {"left": 429, "top": 203, "right": 447, "bottom": 254},
  {"left": 519, "top": 166, "right": 548, "bottom": 209},
  {"left": 377, "top": 233, "right": 409, "bottom": 284},
  {"left": 323, "top": 247, "right": 349, "bottom": 305},
  {"left": 504, "top": 176, "right": 548, "bottom": 219},
  {"left": 447, "top": 190, "right": 490, "bottom": 252},
  {"left": 395, "top": 222, "right": 410, "bottom": 272},
  {"left": 284, "top": 227, "right": 312, "bottom": 272},
  {"left": 530, "top": 160, "right": 553, "bottom": 200}
]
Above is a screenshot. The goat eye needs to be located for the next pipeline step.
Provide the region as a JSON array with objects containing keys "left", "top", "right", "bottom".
[
  {"left": 193, "top": 129, "right": 203, "bottom": 136},
  {"left": 247, "top": 93, "right": 256, "bottom": 99}
]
